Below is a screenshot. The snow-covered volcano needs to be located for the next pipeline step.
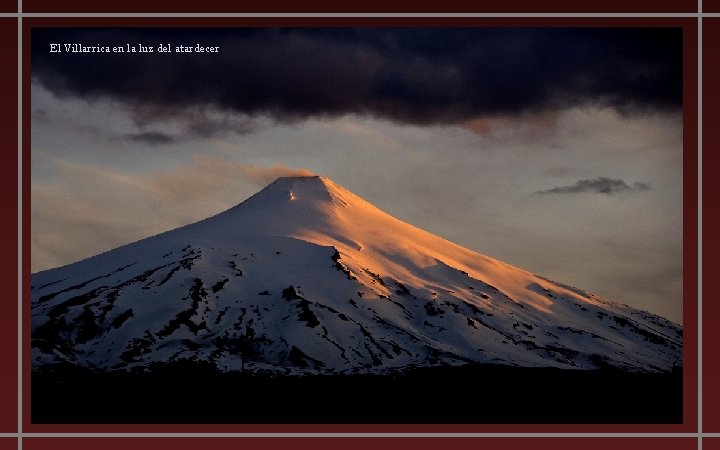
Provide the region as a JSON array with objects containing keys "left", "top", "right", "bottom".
[{"left": 31, "top": 176, "right": 682, "bottom": 374}]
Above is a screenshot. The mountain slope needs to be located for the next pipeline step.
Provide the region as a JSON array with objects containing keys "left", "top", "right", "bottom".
[{"left": 31, "top": 176, "right": 682, "bottom": 374}]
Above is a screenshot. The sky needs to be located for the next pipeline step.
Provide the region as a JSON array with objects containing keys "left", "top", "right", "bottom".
[{"left": 30, "top": 27, "right": 684, "bottom": 324}]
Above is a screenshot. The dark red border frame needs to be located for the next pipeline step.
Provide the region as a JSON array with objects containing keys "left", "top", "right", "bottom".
[
  {"left": 19, "top": 437, "right": 701, "bottom": 450},
  {"left": 708, "top": 438, "right": 720, "bottom": 450},
  {"left": 0, "top": 439, "right": 18, "bottom": 450},
  {"left": 22, "top": 0, "right": 698, "bottom": 14},
  {"left": 0, "top": 1, "right": 15, "bottom": 14},
  {"left": 0, "top": 16, "right": 18, "bottom": 435},
  {"left": 703, "top": 16, "right": 720, "bottom": 434},
  {"left": 22, "top": 16, "right": 699, "bottom": 436},
  {"left": 704, "top": 0, "right": 720, "bottom": 14},
  {"left": 18, "top": 14, "right": 703, "bottom": 450}
]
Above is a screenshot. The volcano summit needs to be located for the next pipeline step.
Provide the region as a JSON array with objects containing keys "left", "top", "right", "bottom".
[{"left": 31, "top": 176, "right": 683, "bottom": 423}]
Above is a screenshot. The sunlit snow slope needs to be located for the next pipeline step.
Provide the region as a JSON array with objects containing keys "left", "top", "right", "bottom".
[{"left": 31, "top": 176, "right": 682, "bottom": 374}]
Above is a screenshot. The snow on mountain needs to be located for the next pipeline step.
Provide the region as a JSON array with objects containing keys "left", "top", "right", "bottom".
[{"left": 31, "top": 176, "right": 682, "bottom": 374}]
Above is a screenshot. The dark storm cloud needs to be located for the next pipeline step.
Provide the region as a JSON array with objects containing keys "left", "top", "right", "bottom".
[
  {"left": 32, "top": 28, "right": 682, "bottom": 127},
  {"left": 123, "top": 131, "right": 176, "bottom": 145},
  {"left": 534, "top": 177, "right": 651, "bottom": 196}
]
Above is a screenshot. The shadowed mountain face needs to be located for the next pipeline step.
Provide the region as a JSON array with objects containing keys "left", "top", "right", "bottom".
[{"left": 31, "top": 176, "right": 682, "bottom": 375}]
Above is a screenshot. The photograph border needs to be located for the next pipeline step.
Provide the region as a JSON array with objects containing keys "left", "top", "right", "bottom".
[{"left": 7, "top": 0, "right": 711, "bottom": 448}]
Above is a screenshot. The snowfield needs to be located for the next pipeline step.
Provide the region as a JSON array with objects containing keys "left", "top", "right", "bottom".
[{"left": 31, "top": 176, "right": 682, "bottom": 374}]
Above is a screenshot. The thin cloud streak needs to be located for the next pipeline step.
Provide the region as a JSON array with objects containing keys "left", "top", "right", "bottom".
[
  {"left": 534, "top": 177, "right": 651, "bottom": 196},
  {"left": 123, "top": 131, "right": 177, "bottom": 145}
]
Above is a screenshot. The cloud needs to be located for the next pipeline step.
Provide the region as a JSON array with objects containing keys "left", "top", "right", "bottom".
[
  {"left": 464, "top": 110, "right": 560, "bottom": 140},
  {"left": 127, "top": 105, "right": 261, "bottom": 138},
  {"left": 123, "top": 131, "right": 177, "bottom": 145},
  {"left": 534, "top": 177, "right": 651, "bottom": 196},
  {"left": 32, "top": 28, "right": 681, "bottom": 130}
]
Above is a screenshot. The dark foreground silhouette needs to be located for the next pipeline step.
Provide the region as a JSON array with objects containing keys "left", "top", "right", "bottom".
[{"left": 32, "top": 361, "right": 682, "bottom": 424}]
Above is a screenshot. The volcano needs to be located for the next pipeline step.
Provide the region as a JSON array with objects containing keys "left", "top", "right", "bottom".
[{"left": 30, "top": 176, "right": 683, "bottom": 423}]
